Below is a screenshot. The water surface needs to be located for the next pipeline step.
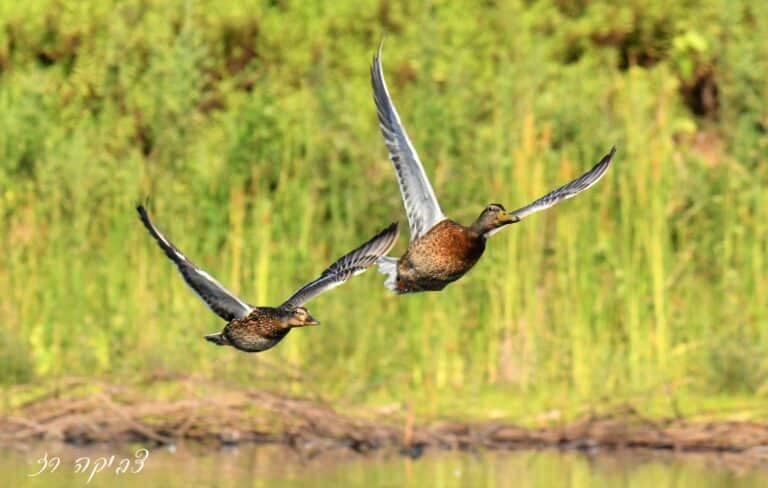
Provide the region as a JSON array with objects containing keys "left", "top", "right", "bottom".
[{"left": 4, "top": 443, "right": 768, "bottom": 487}]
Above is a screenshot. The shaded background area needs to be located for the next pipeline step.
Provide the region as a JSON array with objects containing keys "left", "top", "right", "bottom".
[{"left": 0, "top": 0, "right": 766, "bottom": 421}]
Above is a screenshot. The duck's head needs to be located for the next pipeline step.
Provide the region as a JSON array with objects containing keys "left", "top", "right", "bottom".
[
  {"left": 470, "top": 203, "right": 520, "bottom": 236},
  {"left": 286, "top": 307, "right": 320, "bottom": 327}
]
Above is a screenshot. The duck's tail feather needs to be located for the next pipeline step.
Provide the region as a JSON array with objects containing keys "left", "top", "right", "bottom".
[
  {"left": 376, "top": 256, "right": 399, "bottom": 292},
  {"left": 204, "top": 332, "right": 230, "bottom": 346}
]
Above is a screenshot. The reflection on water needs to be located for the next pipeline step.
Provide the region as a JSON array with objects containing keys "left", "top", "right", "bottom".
[{"left": 4, "top": 442, "right": 768, "bottom": 487}]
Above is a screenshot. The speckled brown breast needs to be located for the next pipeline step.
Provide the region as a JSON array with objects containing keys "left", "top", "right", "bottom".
[
  {"left": 222, "top": 307, "right": 291, "bottom": 353},
  {"left": 396, "top": 220, "right": 486, "bottom": 293}
]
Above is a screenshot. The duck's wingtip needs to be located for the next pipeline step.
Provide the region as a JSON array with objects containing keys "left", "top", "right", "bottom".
[
  {"left": 372, "top": 39, "right": 385, "bottom": 73},
  {"left": 136, "top": 203, "right": 151, "bottom": 223},
  {"left": 597, "top": 146, "right": 617, "bottom": 168},
  {"left": 136, "top": 196, "right": 153, "bottom": 216}
]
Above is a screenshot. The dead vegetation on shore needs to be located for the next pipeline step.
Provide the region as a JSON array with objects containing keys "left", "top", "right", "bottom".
[{"left": 2, "top": 376, "right": 768, "bottom": 466}]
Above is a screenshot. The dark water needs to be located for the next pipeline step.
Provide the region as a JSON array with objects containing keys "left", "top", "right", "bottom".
[{"left": 4, "top": 443, "right": 768, "bottom": 487}]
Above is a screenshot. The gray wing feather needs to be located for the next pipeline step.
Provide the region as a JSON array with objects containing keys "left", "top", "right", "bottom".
[
  {"left": 137, "top": 206, "right": 254, "bottom": 321},
  {"left": 507, "top": 147, "right": 615, "bottom": 222},
  {"left": 371, "top": 44, "right": 446, "bottom": 242},
  {"left": 281, "top": 222, "right": 399, "bottom": 309}
]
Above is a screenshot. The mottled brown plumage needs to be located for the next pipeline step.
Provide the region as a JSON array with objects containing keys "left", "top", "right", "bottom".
[
  {"left": 205, "top": 307, "right": 317, "bottom": 352},
  {"left": 371, "top": 44, "right": 615, "bottom": 294},
  {"left": 395, "top": 220, "right": 487, "bottom": 292}
]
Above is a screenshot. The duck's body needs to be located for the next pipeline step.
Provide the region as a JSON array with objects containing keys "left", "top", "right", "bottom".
[
  {"left": 137, "top": 205, "right": 398, "bottom": 353},
  {"left": 206, "top": 307, "right": 298, "bottom": 353},
  {"left": 370, "top": 44, "right": 615, "bottom": 294},
  {"left": 394, "top": 220, "right": 486, "bottom": 293}
]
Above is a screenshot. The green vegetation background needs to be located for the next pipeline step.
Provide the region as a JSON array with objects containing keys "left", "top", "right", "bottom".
[{"left": 1, "top": 0, "right": 766, "bottom": 421}]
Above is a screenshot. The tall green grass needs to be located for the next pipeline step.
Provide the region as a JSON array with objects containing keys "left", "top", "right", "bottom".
[{"left": 1, "top": 0, "right": 767, "bottom": 420}]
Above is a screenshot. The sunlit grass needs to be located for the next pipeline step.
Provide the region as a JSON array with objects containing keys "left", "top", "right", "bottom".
[{"left": 0, "top": 0, "right": 767, "bottom": 421}]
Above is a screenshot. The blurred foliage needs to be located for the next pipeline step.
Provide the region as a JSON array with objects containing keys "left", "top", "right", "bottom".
[{"left": 0, "top": 0, "right": 766, "bottom": 420}]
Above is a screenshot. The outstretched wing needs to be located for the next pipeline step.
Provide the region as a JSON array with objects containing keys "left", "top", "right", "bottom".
[
  {"left": 371, "top": 43, "right": 446, "bottom": 242},
  {"left": 507, "top": 147, "right": 615, "bottom": 222},
  {"left": 281, "top": 222, "right": 399, "bottom": 309},
  {"left": 137, "top": 205, "right": 253, "bottom": 321}
]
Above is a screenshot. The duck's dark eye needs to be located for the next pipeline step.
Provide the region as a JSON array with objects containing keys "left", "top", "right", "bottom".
[{"left": 487, "top": 203, "right": 505, "bottom": 212}]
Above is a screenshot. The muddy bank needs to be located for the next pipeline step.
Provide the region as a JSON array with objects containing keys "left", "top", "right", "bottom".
[{"left": 2, "top": 377, "right": 768, "bottom": 466}]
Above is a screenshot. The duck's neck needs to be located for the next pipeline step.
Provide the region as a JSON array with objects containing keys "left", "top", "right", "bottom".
[{"left": 469, "top": 218, "right": 496, "bottom": 237}]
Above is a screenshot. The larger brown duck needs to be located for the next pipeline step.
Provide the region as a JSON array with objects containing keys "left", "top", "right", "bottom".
[
  {"left": 370, "top": 46, "right": 615, "bottom": 294},
  {"left": 137, "top": 205, "right": 398, "bottom": 352}
]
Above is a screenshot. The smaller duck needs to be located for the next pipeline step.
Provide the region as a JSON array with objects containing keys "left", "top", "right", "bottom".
[
  {"left": 370, "top": 45, "right": 615, "bottom": 294},
  {"left": 137, "top": 205, "right": 398, "bottom": 352}
]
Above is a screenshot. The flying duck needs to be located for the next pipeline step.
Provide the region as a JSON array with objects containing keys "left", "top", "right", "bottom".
[
  {"left": 370, "top": 46, "right": 614, "bottom": 293},
  {"left": 137, "top": 205, "right": 399, "bottom": 352}
]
